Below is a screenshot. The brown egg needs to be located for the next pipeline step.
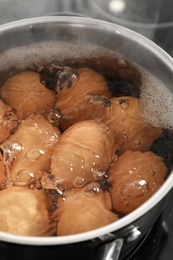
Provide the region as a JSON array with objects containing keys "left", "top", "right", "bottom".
[
  {"left": 0, "top": 99, "right": 18, "bottom": 143},
  {"left": 55, "top": 67, "right": 112, "bottom": 130},
  {"left": 0, "top": 186, "right": 56, "bottom": 236},
  {"left": 91, "top": 96, "right": 163, "bottom": 155},
  {"left": 0, "top": 114, "right": 61, "bottom": 186},
  {"left": 46, "top": 120, "right": 118, "bottom": 191},
  {"left": 1, "top": 71, "right": 55, "bottom": 120},
  {"left": 52, "top": 182, "right": 119, "bottom": 235},
  {"left": 0, "top": 152, "right": 7, "bottom": 189},
  {"left": 107, "top": 150, "right": 167, "bottom": 214}
]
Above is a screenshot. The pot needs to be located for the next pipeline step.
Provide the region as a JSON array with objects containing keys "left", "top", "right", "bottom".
[{"left": 0, "top": 16, "right": 173, "bottom": 260}]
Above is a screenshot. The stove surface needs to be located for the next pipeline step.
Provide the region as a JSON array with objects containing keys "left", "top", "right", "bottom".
[{"left": 0, "top": 1, "right": 173, "bottom": 260}]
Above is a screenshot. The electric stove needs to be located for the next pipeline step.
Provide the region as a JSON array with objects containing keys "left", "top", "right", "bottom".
[{"left": 0, "top": 1, "right": 173, "bottom": 260}]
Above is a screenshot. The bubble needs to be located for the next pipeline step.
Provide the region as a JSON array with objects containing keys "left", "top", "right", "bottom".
[
  {"left": 41, "top": 176, "right": 53, "bottom": 189},
  {"left": 73, "top": 176, "right": 85, "bottom": 188},
  {"left": 69, "top": 163, "right": 74, "bottom": 173},
  {"left": 47, "top": 110, "right": 62, "bottom": 126},
  {"left": 54, "top": 179, "right": 65, "bottom": 192},
  {"left": 124, "top": 200, "right": 129, "bottom": 206},
  {"left": 83, "top": 93, "right": 111, "bottom": 121},
  {"left": 30, "top": 184, "right": 35, "bottom": 189},
  {"left": 122, "top": 131, "right": 129, "bottom": 139},
  {"left": 99, "top": 124, "right": 109, "bottom": 134},
  {"left": 92, "top": 169, "right": 105, "bottom": 180},
  {"left": 1, "top": 140, "right": 23, "bottom": 175},
  {"left": 49, "top": 135, "right": 58, "bottom": 142},
  {"left": 151, "top": 171, "right": 156, "bottom": 176},
  {"left": 112, "top": 155, "right": 118, "bottom": 162},
  {"left": 2, "top": 111, "right": 18, "bottom": 128},
  {"left": 41, "top": 176, "right": 64, "bottom": 194},
  {"left": 134, "top": 139, "right": 140, "bottom": 146},
  {"left": 14, "top": 169, "right": 35, "bottom": 186},
  {"left": 129, "top": 167, "right": 136, "bottom": 175},
  {"left": 94, "top": 153, "right": 100, "bottom": 160},
  {"left": 119, "top": 99, "right": 129, "bottom": 110},
  {"left": 84, "top": 93, "right": 111, "bottom": 108},
  {"left": 25, "top": 148, "right": 44, "bottom": 161},
  {"left": 116, "top": 58, "right": 128, "bottom": 69},
  {"left": 84, "top": 183, "right": 100, "bottom": 197},
  {"left": 57, "top": 67, "right": 79, "bottom": 93},
  {"left": 1, "top": 140, "right": 22, "bottom": 156},
  {"left": 122, "top": 179, "right": 149, "bottom": 198},
  {"left": 90, "top": 106, "right": 103, "bottom": 118}
]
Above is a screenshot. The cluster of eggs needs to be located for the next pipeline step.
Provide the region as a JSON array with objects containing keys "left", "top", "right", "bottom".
[{"left": 0, "top": 57, "right": 167, "bottom": 236}]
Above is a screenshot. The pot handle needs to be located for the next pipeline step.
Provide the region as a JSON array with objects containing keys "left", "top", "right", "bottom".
[
  {"left": 99, "top": 238, "right": 124, "bottom": 260},
  {"left": 98, "top": 227, "right": 141, "bottom": 260}
]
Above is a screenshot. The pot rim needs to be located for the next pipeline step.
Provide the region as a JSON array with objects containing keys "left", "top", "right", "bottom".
[{"left": 0, "top": 16, "right": 173, "bottom": 245}]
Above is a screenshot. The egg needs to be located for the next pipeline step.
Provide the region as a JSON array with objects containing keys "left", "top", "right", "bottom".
[
  {"left": 0, "top": 99, "right": 18, "bottom": 143},
  {"left": 85, "top": 95, "right": 163, "bottom": 154},
  {"left": 52, "top": 182, "right": 119, "bottom": 235},
  {"left": 55, "top": 66, "right": 112, "bottom": 130},
  {"left": 107, "top": 150, "right": 167, "bottom": 214},
  {"left": 1, "top": 71, "right": 55, "bottom": 120},
  {"left": 46, "top": 120, "right": 118, "bottom": 190},
  {"left": 0, "top": 114, "right": 61, "bottom": 186},
  {"left": 0, "top": 186, "right": 56, "bottom": 236}
]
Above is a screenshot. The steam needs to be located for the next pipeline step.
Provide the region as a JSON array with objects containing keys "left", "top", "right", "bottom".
[
  {"left": 108, "top": 0, "right": 163, "bottom": 24},
  {"left": 0, "top": 0, "right": 166, "bottom": 44},
  {"left": 0, "top": 0, "right": 68, "bottom": 25},
  {"left": 89, "top": 0, "right": 164, "bottom": 40}
]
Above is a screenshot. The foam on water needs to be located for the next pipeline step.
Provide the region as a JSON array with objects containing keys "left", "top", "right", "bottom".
[
  {"left": 0, "top": 41, "right": 112, "bottom": 70},
  {"left": 139, "top": 67, "right": 173, "bottom": 130}
]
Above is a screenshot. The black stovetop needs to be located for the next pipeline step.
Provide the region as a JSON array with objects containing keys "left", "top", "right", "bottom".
[{"left": 0, "top": 1, "right": 173, "bottom": 260}]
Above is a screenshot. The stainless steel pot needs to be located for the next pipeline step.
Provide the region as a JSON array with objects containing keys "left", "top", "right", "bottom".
[{"left": 0, "top": 16, "right": 173, "bottom": 260}]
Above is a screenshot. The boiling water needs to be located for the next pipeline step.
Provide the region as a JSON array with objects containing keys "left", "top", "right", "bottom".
[
  {"left": 0, "top": 40, "right": 173, "bottom": 131},
  {"left": 0, "top": 40, "right": 173, "bottom": 236},
  {"left": 0, "top": 41, "right": 173, "bottom": 177}
]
